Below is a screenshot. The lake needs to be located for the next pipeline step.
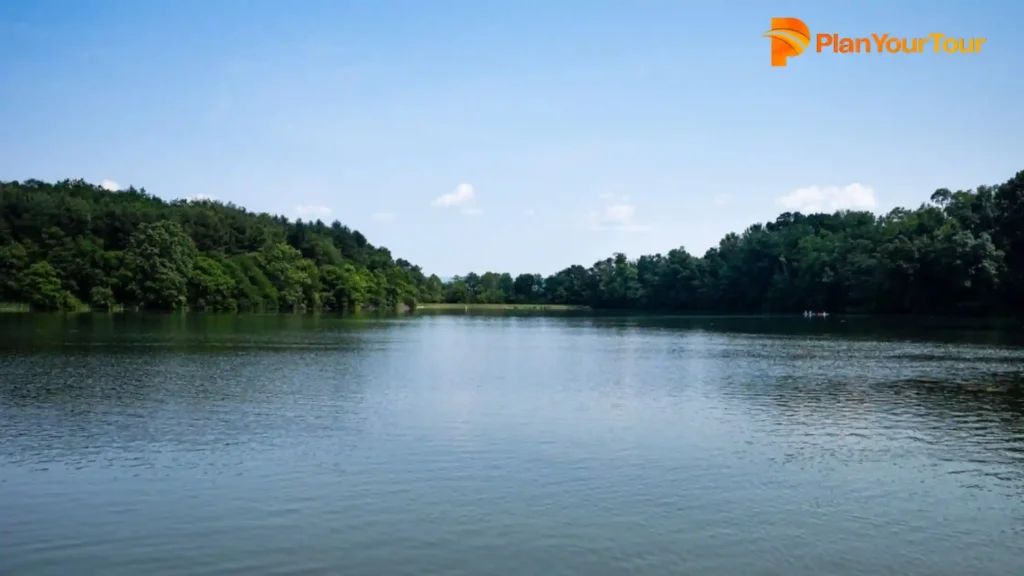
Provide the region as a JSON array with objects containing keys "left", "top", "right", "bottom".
[{"left": 1, "top": 313, "right": 1023, "bottom": 575}]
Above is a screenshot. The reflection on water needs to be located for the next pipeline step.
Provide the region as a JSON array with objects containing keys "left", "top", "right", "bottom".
[{"left": 1, "top": 313, "right": 1023, "bottom": 576}]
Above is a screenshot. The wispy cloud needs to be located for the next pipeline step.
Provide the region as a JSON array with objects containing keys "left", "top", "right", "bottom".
[
  {"left": 372, "top": 212, "right": 394, "bottom": 221},
  {"left": 432, "top": 183, "right": 475, "bottom": 207},
  {"left": 187, "top": 194, "right": 218, "bottom": 202},
  {"left": 713, "top": 193, "right": 731, "bottom": 206},
  {"left": 582, "top": 194, "right": 654, "bottom": 232},
  {"left": 776, "top": 184, "right": 877, "bottom": 213},
  {"left": 523, "top": 209, "right": 536, "bottom": 217},
  {"left": 294, "top": 204, "right": 332, "bottom": 219},
  {"left": 100, "top": 179, "right": 120, "bottom": 191},
  {"left": 433, "top": 183, "right": 482, "bottom": 216}
]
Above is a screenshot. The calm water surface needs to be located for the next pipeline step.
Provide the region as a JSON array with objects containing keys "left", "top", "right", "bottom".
[{"left": 2, "top": 313, "right": 1023, "bottom": 575}]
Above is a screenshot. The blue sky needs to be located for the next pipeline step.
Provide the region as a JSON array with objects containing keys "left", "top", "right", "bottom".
[{"left": 1, "top": 0, "right": 1021, "bottom": 276}]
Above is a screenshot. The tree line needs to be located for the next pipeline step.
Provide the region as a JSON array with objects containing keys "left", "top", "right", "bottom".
[
  {"left": 2, "top": 169, "right": 1023, "bottom": 315},
  {"left": 442, "top": 169, "right": 1024, "bottom": 315},
  {"left": 0, "top": 179, "right": 443, "bottom": 311}
]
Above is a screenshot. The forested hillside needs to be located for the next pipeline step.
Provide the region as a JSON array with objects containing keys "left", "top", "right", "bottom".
[
  {"left": 0, "top": 179, "right": 443, "bottom": 311},
  {"left": 4, "top": 170, "right": 1024, "bottom": 315},
  {"left": 442, "top": 169, "right": 1024, "bottom": 315}
]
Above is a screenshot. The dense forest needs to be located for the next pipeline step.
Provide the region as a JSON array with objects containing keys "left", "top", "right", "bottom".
[
  {"left": 2, "top": 168, "right": 1023, "bottom": 315},
  {"left": 0, "top": 179, "right": 443, "bottom": 311},
  {"left": 441, "top": 168, "right": 1024, "bottom": 315}
]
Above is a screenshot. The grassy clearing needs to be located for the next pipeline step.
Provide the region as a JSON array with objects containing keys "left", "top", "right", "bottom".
[{"left": 416, "top": 302, "right": 588, "bottom": 311}]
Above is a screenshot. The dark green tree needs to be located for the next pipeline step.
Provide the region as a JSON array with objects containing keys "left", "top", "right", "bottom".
[
  {"left": 16, "top": 261, "right": 80, "bottom": 310},
  {"left": 122, "top": 221, "right": 198, "bottom": 310},
  {"left": 188, "top": 255, "right": 238, "bottom": 311}
]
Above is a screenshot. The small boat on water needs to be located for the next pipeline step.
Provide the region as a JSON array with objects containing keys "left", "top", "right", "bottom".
[{"left": 803, "top": 310, "right": 829, "bottom": 318}]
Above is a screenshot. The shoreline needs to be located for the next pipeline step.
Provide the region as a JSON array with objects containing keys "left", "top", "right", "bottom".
[{"left": 415, "top": 303, "right": 588, "bottom": 311}]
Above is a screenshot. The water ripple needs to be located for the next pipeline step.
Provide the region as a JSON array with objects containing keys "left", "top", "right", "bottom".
[{"left": 1, "top": 314, "right": 1023, "bottom": 575}]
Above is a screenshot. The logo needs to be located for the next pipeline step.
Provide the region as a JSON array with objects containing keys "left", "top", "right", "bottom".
[
  {"left": 765, "top": 18, "right": 987, "bottom": 67},
  {"left": 764, "top": 18, "right": 811, "bottom": 67}
]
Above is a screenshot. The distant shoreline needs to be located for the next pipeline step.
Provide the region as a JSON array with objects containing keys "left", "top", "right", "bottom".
[
  {"left": 0, "top": 302, "right": 589, "bottom": 313},
  {"left": 414, "top": 303, "right": 588, "bottom": 311},
  {"left": 4, "top": 303, "right": 1021, "bottom": 319}
]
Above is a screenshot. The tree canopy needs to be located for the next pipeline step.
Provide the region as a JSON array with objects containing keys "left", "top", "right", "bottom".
[
  {"left": 439, "top": 169, "right": 1024, "bottom": 316},
  {"left": 3, "top": 169, "right": 1023, "bottom": 315},
  {"left": 0, "top": 179, "right": 441, "bottom": 311}
]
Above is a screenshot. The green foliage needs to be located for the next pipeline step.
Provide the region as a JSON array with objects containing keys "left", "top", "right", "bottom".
[
  {"left": 0, "top": 179, "right": 433, "bottom": 312},
  {"left": 16, "top": 261, "right": 82, "bottom": 311},
  {"left": 123, "top": 221, "right": 198, "bottom": 310},
  {"left": 89, "top": 286, "right": 116, "bottom": 311},
  {"left": 189, "top": 255, "right": 238, "bottom": 312},
  {"left": 440, "top": 169, "right": 1024, "bottom": 316},
  {"left": 257, "top": 242, "right": 311, "bottom": 311},
  {"left": 5, "top": 171, "right": 1024, "bottom": 316},
  {"left": 0, "top": 241, "right": 28, "bottom": 296},
  {"left": 229, "top": 254, "right": 278, "bottom": 311},
  {"left": 320, "top": 263, "right": 369, "bottom": 311}
]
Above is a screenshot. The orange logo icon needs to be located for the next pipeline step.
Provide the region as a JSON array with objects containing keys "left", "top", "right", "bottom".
[{"left": 764, "top": 18, "right": 811, "bottom": 66}]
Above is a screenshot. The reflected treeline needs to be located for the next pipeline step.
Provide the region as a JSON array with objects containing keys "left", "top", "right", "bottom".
[
  {"left": 0, "top": 336, "right": 379, "bottom": 469},
  {"left": 551, "top": 314, "right": 1024, "bottom": 348},
  {"left": 0, "top": 313, "right": 397, "bottom": 467},
  {"left": 0, "top": 312, "right": 406, "bottom": 354}
]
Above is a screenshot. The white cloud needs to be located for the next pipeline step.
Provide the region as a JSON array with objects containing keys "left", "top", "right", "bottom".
[
  {"left": 294, "top": 204, "right": 332, "bottom": 219},
  {"left": 100, "top": 179, "right": 120, "bottom": 191},
  {"left": 187, "top": 194, "right": 218, "bottom": 202},
  {"left": 523, "top": 209, "right": 536, "bottom": 217},
  {"left": 776, "top": 184, "right": 877, "bottom": 213},
  {"left": 372, "top": 212, "right": 394, "bottom": 221},
  {"left": 713, "top": 193, "right": 731, "bottom": 206},
  {"left": 583, "top": 194, "right": 654, "bottom": 232},
  {"left": 432, "top": 183, "right": 475, "bottom": 207},
  {"left": 432, "top": 183, "right": 482, "bottom": 216}
]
